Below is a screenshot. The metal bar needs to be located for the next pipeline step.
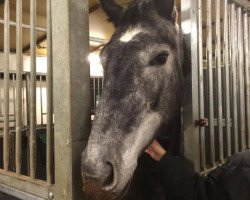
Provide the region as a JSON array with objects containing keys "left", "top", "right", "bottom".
[
  {"left": 15, "top": 0, "right": 23, "bottom": 176},
  {"left": 39, "top": 76, "right": 43, "bottom": 125},
  {"left": 30, "top": 0, "right": 37, "bottom": 179},
  {"left": 46, "top": 0, "right": 53, "bottom": 184},
  {"left": 22, "top": 84, "right": 25, "bottom": 125},
  {"left": 237, "top": 7, "right": 246, "bottom": 151},
  {"left": 181, "top": 0, "right": 201, "bottom": 172},
  {"left": 229, "top": 0, "right": 250, "bottom": 10},
  {"left": 97, "top": 77, "right": 100, "bottom": 96},
  {"left": 216, "top": 0, "right": 223, "bottom": 161},
  {"left": 244, "top": 13, "right": 250, "bottom": 149},
  {"left": 0, "top": 169, "right": 52, "bottom": 199},
  {"left": 25, "top": 74, "right": 31, "bottom": 133},
  {"left": 25, "top": 74, "right": 31, "bottom": 175},
  {"left": 0, "top": 19, "right": 47, "bottom": 32},
  {"left": 207, "top": 0, "right": 215, "bottom": 165},
  {"left": 93, "top": 78, "right": 96, "bottom": 110},
  {"left": 198, "top": 0, "right": 206, "bottom": 169},
  {"left": 3, "top": 0, "right": 10, "bottom": 171},
  {"left": 223, "top": 1, "right": 232, "bottom": 156},
  {"left": 230, "top": 4, "right": 239, "bottom": 153},
  {"left": 89, "top": 37, "right": 108, "bottom": 44},
  {"left": 12, "top": 74, "right": 16, "bottom": 127},
  {"left": 102, "top": 77, "right": 104, "bottom": 89},
  {"left": 52, "top": 0, "right": 90, "bottom": 199},
  {"left": 0, "top": 183, "right": 46, "bottom": 200}
]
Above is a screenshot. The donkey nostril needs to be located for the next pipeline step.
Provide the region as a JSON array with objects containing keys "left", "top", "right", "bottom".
[
  {"left": 103, "top": 162, "right": 114, "bottom": 185},
  {"left": 102, "top": 162, "right": 117, "bottom": 191}
]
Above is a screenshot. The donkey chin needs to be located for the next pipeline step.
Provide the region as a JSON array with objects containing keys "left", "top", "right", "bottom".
[
  {"left": 82, "top": 143, "right": 137, "bottom": 199},
  {"left": 82, "top": 111, "right": 162, "bottom": 198}
]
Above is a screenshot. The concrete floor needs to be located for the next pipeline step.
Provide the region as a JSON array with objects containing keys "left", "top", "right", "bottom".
[{"left": 0, "top": 192, "right": 19, "bottom": 200}]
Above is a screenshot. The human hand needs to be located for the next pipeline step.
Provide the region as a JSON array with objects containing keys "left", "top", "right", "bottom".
[{"left": 145, "top": 140, "right": 166, "bottom": 161}]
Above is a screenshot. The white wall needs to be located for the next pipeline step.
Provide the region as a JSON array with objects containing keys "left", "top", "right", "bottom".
[
  {"left": 0, "top": 52, "right": 103, "bottom": 76},
  {"left": 0, "top": 53, "right": 47, "bottom": 73}
]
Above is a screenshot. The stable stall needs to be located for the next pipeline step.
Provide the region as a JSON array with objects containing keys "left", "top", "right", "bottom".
[{"left": 0, "top": 0, "right": 249, "bottom": 199}]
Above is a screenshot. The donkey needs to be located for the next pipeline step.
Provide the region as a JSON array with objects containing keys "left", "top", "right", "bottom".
[{"left": 81, "top": 0, "right": 190, "bottom": 199}]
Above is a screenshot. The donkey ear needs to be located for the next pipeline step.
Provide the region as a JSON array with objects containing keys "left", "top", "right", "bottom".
[
  {"left": 99, "top": 0, "right": 124, "bottom": 27},
  {"left": 154, "top": 0, "right": 176, "bottom": 22}
]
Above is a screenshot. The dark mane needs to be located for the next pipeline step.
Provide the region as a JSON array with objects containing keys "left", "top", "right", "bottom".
[{"left": 118, "top": 0, "right": 156, "bottom": 26}]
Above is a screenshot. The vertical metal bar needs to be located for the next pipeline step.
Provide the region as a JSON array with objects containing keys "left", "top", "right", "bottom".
[
  {"left": 26, "top": 74, "right": 30, "bottom": 133},
  {"left": 30, "top": 0, "right": 37, "bottom": 179},
  {"left": 198, "top": 0, "right": 206, "bottom": 169},
  {"left": 181, "top": 0, "right": 201, "bottom": 172},
  {"left": 207, "top": 0, "right": 215, "bottom": 165},
  {"left": 25, "top": 73, "right": 30, "bottom": 174},
  {"left": 3, "top": 0, "right": 10, "bottom": 171},
  {"left": 102, "top": 77, "right": 104, "bottom": 90},
  {"left": 93, "top": 78, "right": 96, "bottom": 110},
  {"left": 12, "top": 74, "right": 16, "bottom": 128},
  {"left": 216, "top": 0, "right": 223, "bottom": 161},
  {"left": 244, "top": 13, "right": 250, "bottom": 149},
  {"left": 223, "top": 0, "right": 231, "bottom": 156},
  {"left": 237, "top": 7, "right": 246, "bottom": 151},
  {"left": 97, "top": 78, "right": 100, "bottom": 96},
  {"left": 16, "top": 0, "right": 23, "bottom": 176},
  {"left": 46, "top": 0, "right": 53, "bottom": 184},
  {"left": 52, "top": 0, "right": 90, "bottom": 199},
  {"left": 39, "top": 76, "right": 43, "bottom": 125},
  {"left": 230, "top": 4, "right": 238, "bottom": 153},
  {"left": 0, "top": 83, "right": 3, "bottom": 117}
]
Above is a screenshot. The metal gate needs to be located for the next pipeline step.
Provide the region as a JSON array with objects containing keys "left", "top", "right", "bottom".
[
  {"left": 0, "top": 0, "right": 249, "bottom": 199},
  {"left": 182, "top": 0, "right": 250, "bottom": 174},
  {"left": 0, "top": 0, "right": 90, "bottom": 200}
]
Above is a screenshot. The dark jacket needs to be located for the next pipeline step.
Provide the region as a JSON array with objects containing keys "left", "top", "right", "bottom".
[{"left": 158, "top": 150, "right": 250, "bottom": 200}]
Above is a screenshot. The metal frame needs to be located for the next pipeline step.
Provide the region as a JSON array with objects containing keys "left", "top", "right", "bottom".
[
  {"left": 0, "top": 0, "right": 90, "bottom": 199},
  {"left": 0, "top": 0, "right": 249, "bottom": 199},
  {"left": 181, "top": 0, "right": 201, "bottom": 172},
  {"left": 51, "top": 0, "right": 90, "bottom": 199},
  {"left": 182, "top": 0, "right": 250, "bottom": 174}
]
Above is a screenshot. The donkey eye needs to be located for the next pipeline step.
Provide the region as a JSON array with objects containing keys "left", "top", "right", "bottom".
[{"left": 150, "top": 53, "right": 168, "bottom": 66}]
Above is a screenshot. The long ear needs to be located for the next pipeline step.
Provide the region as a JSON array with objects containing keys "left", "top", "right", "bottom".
[
  {"left": 154, "top": 0, "right": 176, "bottom": 22},
  {"left": 99, "top": 0, "right": 124, "bottom": 27}
]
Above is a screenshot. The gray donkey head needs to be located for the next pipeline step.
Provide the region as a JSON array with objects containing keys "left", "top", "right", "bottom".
[{"left": 82, "top": 0, "right": 190, "bottom": 197}]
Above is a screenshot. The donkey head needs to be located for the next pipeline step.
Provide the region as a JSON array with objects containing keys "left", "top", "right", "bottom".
[{"left": 82, "top": 0, "right": 189, "bottom": 197}]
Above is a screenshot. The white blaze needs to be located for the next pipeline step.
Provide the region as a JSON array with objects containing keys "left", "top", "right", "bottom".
[
  {"left": 114, "top": 112, "right": 162, "bottom": 192},
  {"left": 122, "top": 112, "right": 162, "bottom": 164},
  {"left": 119, "top": 28, "right": 142, "bottom": 42}
]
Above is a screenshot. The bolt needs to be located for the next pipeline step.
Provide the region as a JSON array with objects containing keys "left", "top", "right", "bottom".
[
  {"left": 48, "top": 192, "right": 54, "bottom": 200},
  {"left": 195, "top": 119, "right": 207, "bottom": 127}
]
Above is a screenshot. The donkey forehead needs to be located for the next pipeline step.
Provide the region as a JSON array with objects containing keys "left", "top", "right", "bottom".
[
  {"left": 101, "top": 24, "right": 178, "bottom": 59},
  {"left": 119, "top": 27, "right": 143, "bottom": 43}
]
